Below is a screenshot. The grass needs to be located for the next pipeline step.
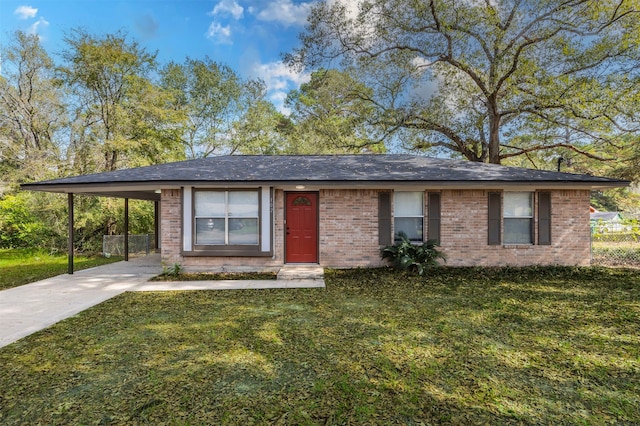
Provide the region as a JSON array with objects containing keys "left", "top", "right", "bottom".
[
  {"left": 0, "top": 266, "right": 639, "bottom": 424},
  {"left": 0, "top": 248, "right": 123, "bottom": 290}
]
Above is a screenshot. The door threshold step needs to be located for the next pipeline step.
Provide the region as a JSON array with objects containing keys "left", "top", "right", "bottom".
[{"left": 277, "top": 265, "right": 324, "bottom": 280}]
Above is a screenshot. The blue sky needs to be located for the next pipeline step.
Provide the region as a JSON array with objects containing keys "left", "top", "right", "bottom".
[{"left": 0, "top": 0, "right": 317, "bottom": 111}]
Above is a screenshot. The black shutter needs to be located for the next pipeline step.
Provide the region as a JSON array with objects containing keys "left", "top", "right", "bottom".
[
  {"left": 378, "top": 192, "right": 392, "bottom": 245},
  {"left": 538, "top": 192, "right": 551, "bottom": 245},
  {"left": 428, "top": 192, "right": 441, "bottom": 244},
  {"left": 488, "top": 192, "right": 501, "bottom": 245}
]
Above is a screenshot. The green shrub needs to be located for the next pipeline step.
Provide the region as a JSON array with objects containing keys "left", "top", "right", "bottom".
[
  {"left": 0, "top": 194, "right": 54, "bottom": 248},
  {"left": 162, "top": 263, "right": 184, "bottom": 277},
  {"left": 380, "top": 232, "right": 446, "bottom": 275}
]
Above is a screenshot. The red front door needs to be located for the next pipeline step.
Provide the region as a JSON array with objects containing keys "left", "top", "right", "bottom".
[{"left": 285, "top": 192, "right": 318, "bottom": 263}]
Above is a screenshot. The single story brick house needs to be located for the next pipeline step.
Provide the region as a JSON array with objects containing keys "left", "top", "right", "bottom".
[{"left": 22, "top": 155, "right": 628, "bottom": 269}]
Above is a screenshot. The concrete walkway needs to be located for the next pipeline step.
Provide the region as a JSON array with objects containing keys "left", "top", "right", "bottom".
[{"left": 0, "top": 255, "right": 324, "bottom": 349}]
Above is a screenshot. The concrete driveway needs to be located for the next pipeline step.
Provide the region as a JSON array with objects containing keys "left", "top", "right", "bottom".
[
  {"left": 0, "top": 255, "right": 162, "bottom": 349},
  {"left": 0, "top": 256, "right": 325, "bottom": 349}
]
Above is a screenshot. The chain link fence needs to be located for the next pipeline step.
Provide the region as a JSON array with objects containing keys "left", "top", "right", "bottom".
[
  {"left": 102, "top": 234, "right": 154, "bottom": 257},
  {"left": 591, "top": 225, "right": 640, "bottom": 268}
]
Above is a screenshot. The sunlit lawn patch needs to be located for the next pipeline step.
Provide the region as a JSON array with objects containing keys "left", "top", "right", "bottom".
[
  {"left": 0, "top": 267, "right": 638, "bottom": 424},
  {"left": 0, "top": 249, "right": 122, "bottom": 290}
]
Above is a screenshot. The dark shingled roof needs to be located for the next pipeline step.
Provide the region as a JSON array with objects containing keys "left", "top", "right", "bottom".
[
  {"left": 590, "top": 212, "right": 621, "bottom": 221},
  {"left": 21, "top": 155, "right": 629, "bottom": 200}
]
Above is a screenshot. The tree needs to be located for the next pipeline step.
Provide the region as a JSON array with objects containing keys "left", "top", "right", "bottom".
[
  {"left": 285, "top": 69, "right": 385, "bottom": 153},
  {"left": 59, "top": 29, "right": 183, "bottom": 171},
  {"left": 287, "top": 0, "right": 640, "bottom": 163},
  {"left": 160, "top": 57, "right": 250, "bottom": 158},
  {"left": 115, "top": 76, "right": 186, "bottom": 167},
  {"left": 233, "top": 80, "right": 293, "bottom": 155},
  {"left": 0, "top": 31, "right": 65, "bottom": 183}
]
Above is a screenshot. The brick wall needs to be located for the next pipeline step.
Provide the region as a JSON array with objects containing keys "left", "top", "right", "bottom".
[
  {"left": 160, "top": 187, "right": 592, "bottom": 270},
  {"left": 160, "top": 189, "right": 182, "bottom": 265},
  {"left": 177, "top": 189, "right": 286, "bottom": 271},
  {"left": 319, "top": 189, "right": 385, "bottom": 267},
  {"left": 160, "top": 188, "right": 284, "bottom": 271},
  {"left": 438, "top": 189, "right": 591, "bottom": 266}
]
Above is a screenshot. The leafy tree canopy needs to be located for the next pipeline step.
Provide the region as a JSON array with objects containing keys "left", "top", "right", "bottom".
[
  {"left": 160, "top": 57, "right": 249, "bottom": 158},
  {"left": 285, "top": 69, "right": 386, "bottom": 153},
  {"left": 59, "top": 29, "right": 184, "bottom": 171},
  {"left": 0, "top": 31, "right": 65, "bottom": 183},
  {"left": 286, "top": 0, "right": 640, "bottom": 164}
]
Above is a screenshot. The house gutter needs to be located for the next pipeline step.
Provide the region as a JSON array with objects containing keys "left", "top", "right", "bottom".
[{"left": 20, "top": 179, "right": 630, "bottom": 195}]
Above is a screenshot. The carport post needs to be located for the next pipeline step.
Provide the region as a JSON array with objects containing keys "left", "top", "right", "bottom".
[
  {"left": 154, "top": 200, "right": 159, "bottom": 250},
  {"left": 68, "top": 193, "right": 74, "bottom": 274},
  {"left": 124, "top": 198, "right": 129, "bottom": 261}
]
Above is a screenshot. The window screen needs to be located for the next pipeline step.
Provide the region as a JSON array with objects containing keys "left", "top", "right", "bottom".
[
  {"left": 503, "top": 192, "right": 533, "bottom": 244},
  {"left": 394, "top": 191, "right": 424, "bottom": 241},
  {"left": 194, "top": 190, "right": 259, "bottom": 246}
]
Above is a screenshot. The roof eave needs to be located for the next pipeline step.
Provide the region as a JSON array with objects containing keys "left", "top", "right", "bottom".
[{"left": 20, "top": 178, "right": 629, "bottom": 197}]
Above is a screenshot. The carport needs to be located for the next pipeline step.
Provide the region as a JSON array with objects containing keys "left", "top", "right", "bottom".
[{"left": 21, "top": 180, "right": 162, "bottom": 274}]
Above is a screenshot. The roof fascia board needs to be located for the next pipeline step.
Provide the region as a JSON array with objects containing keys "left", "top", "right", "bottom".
[
  {"left": 82, "top": 191, "right": 161, "bottom": 201},
  {"left": 21, "top": 179, "right": 627, "bottom": 194}
]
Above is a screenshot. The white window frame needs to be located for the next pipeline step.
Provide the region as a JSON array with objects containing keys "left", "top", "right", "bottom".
[
  {"left": 183, "top": 187, "right": 272, "bottom": 256},
  {"left": 394, "top": 191, "right": 424, "bottom": 242},
  {"left": 503, "top": 192, "right": 534, "bottom": 244},
  {"left": 194, "top": 189, "right": 260, "bottom": 247}
]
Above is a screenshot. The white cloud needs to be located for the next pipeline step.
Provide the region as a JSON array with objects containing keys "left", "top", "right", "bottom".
[
  {"left": 27, "top": 17, "right": 49, "bottom": 38},
  {"left": 209, "top": 0, "right": 244, "bottom": 20},
  {"left": 251, "top": 60, "right": 310, "bottom": 113},
  {"left": 410, "top": 80, "right": 439, "bottom": 102},
  {"left": 256, "top": 0, "right": 314, "bottom": 27},
  {"left": 206, "top": 1, "right": 243, "bottom": 44},
  {"left": 14, "top": 5, "right": 38, "bottom": 19},
  {"left": 326, "top": 0, "right": 360, "bottom": 20},
  {"left": 205, "top": 22, "right": 232, "bottom": 44},
  {"left": 411, "top": 56, "right": 432, "bottom": 70},
  {"left": 270, "top": 91, "right": 289, "bottom": 111},
  {"left": 408, "top": 56, "right": 438, "bottom": 100},
  {"left": 460, "top": 0, "right": 499, "bottom": 7},
  {"left": 254, "top": 61, "right": 310, "bottom": 90}
]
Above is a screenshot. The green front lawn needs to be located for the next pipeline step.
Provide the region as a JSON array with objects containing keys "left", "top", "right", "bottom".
[
  {"left": 0, "top": 249, "right": 123, "bottom": 290},
  {"left": 1, "top": 267, "right": 638, "bottom": 424}
]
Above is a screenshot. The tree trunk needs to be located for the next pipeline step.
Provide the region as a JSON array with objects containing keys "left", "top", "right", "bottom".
[{"left": 488, "top": 104, "right": 501, "bottom": 164}]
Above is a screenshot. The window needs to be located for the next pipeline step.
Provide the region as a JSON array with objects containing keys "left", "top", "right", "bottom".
[
  {"left": 394, "top": 191, "right": 424, "bottom": 241},
  {"left": 194, "top": 190, "right": 259, "bottom": 246},
  {"left": 503, "top": 192, "right": 533, "bottom": 244},
  {"left": 489, "top": 192, "right": 551, "bottom": 246}
]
